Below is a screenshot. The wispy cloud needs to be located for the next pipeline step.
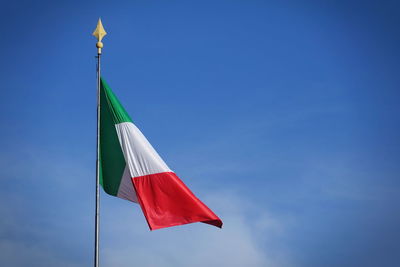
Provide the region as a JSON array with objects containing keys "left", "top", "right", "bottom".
[
  {"left": 0, "top": 240, "right": 86, "bottom": 267},
  {"left": 100, "top": 191, "right": 291, "bottom": 267},
  {"left": 0, "top": 145, "right": 290, "bottom": 267}
]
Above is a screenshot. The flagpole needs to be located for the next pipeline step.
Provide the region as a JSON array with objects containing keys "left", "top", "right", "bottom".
[
  {"left": 93, "top": 19, "right": 107, "bottom": 267},
  {"left": 94, "top": 51, "right": 100, "bottom": 267}
]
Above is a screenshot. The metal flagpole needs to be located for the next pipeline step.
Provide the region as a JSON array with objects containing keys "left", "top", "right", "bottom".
[
  {"left": 93, "top": 18, "right": 107, "bottom": 267},
  {"left": 94, "top": 52, "right": 100, "bottom": 267}
]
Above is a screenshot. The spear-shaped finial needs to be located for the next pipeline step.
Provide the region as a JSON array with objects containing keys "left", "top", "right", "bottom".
[{"left": 93, "top": 18, "right": 107, "bottom": 54}]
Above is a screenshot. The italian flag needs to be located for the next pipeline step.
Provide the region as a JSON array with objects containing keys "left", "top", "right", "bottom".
[{"left": 99, "top": 78, "right": 222, "bottom": 230}]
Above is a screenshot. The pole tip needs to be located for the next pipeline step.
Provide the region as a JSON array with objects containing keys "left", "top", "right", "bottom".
[{"left": 93, "top": 18, "right": 107, "bottom": 54}]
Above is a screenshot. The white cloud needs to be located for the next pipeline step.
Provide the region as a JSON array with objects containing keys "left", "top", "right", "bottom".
[
  {"left": 0, "top": 141, "right": 292, "bottom": 267},
  {"left": 0, "top": 240, "right": 86, "bottom": 267},
  {"left": 100, "top": 191, "right": 291, "bottom": 267}
]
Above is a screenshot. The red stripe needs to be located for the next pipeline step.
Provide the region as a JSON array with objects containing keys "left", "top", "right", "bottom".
[{"left": 131, "top": 172, "right": 223, "bottom": 230}]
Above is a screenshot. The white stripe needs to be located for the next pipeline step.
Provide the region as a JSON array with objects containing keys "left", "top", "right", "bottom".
[
  {"left": 116, "top": 165, "right": 138, "bottom": 203},
  {"left": 115, "top": 122, "right": 172, "bottom": 178}
]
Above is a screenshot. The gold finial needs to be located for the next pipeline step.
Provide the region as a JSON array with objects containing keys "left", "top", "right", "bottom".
[{"left": 93, "top": 18, "right": 107, "bottom": 54}]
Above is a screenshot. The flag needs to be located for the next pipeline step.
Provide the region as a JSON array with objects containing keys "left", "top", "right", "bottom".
[{"left": 99, "top": 78, "right": 222, "bottom": 230}]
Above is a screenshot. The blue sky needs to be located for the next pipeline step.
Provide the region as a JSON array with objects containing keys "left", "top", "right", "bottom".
[{"left": 1, "top": 0, "right": 399, "bottom": 266}]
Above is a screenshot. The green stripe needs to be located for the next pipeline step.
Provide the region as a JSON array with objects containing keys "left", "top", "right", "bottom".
[
  {"left": 99, "top": 77, "right": 128, "bottom": 196},
  {"left": 100, "top": 78, "right": 132, "bottom": 124}
]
